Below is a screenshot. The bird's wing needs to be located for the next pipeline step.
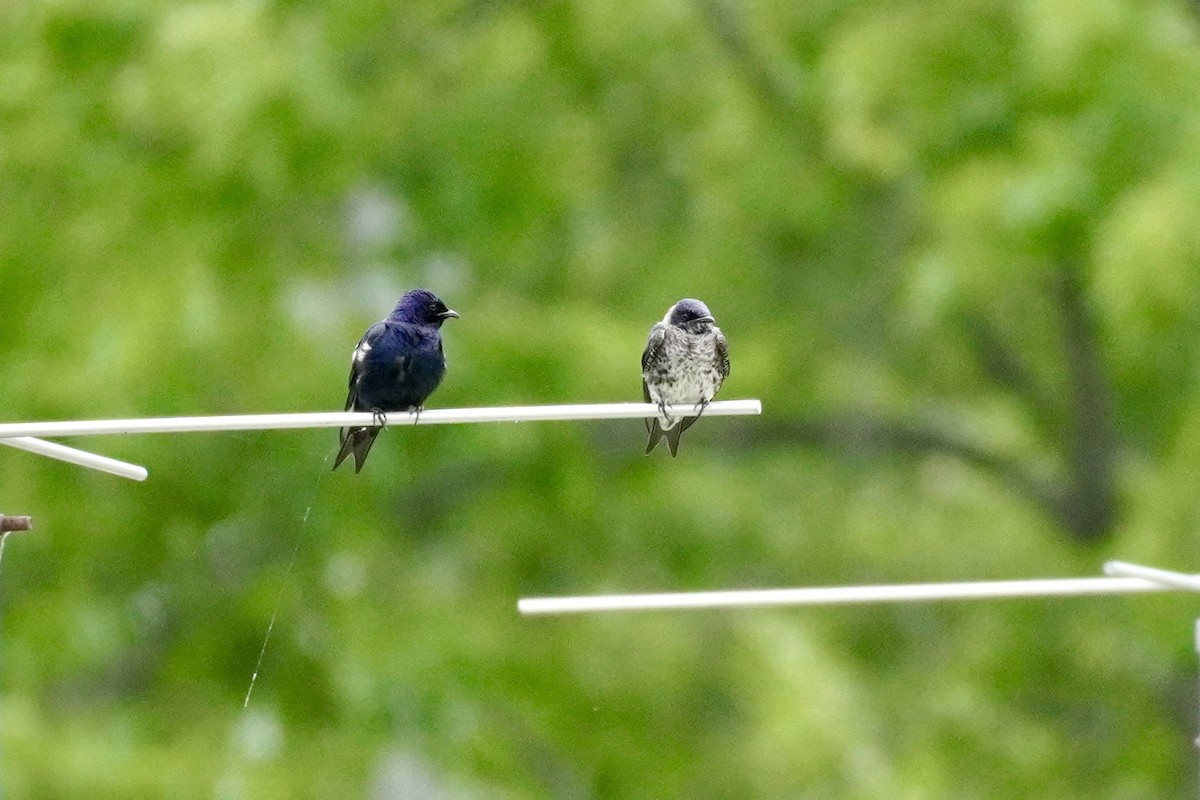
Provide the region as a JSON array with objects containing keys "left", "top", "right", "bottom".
[
  {"left": 642, "top": 378, "right": 654, "bottom": 434},
  {"left": 335, "top": 321, "right": 397, "bottom": 472},
  {"left": 714, "top": 327, "right": 730, "bottom": 382},
  {"left": 641, "top": 324, "right": 668, "bottom": 433},
  {"left": 641, "top": 323, "right": 668, "bottom": 373},
  {"left": 344, "top": 322, "right": 389, "bottom": 410}
]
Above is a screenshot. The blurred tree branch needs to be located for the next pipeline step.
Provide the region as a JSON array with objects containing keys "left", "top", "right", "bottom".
[
  {"left": 960, "top": 313, "right": 1061, "bottom": 436},
  {"left": 694, "top": 0, "right": 1124, "bottom": 543},
  {"left": 1050, "top": 262, "right": 1118, "bottom": 542},
  {"left": 735, "top": 414, "right": 1061, "bottom": 518},
  {"left": 692, "top": 0, "right": 814, "bottom": 144},
  {"left": 731, "top": 268, "right": 1119, "bottom": 543},
  {"left": 961, "top": 264, "right": 1119, "bottom": 542}
]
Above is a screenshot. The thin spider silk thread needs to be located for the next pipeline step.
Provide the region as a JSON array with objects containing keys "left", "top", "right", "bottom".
[{"left": 242, "top": 447, "right": 330, "bottom": 708}]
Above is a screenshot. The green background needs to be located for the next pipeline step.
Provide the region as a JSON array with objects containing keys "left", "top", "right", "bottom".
[{"left": 3, "top": 0, "right": 1200, "bottom": 796}]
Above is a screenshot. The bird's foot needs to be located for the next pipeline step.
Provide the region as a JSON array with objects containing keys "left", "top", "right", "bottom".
[
  {"left": 370, "top": 408, "right": 388, "bottom": 428},
  {"left": 655, "top": 399, "right": 677, "bottom": 428},
  {"left": 692, "top": 397, "right": 711, "bottom": 418},
  {"left": 412, "top": 405, "right": 423, "bottom": 425}
]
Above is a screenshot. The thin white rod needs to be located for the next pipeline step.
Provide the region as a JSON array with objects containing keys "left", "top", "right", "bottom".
[
  {"left": 0, "top": 437, "right": 148, "bottom": 482},
  {"left": 1103, "top": 561, "right": 1200, "bottom": 592},
  {"left": 518, "top": 576, "right": 1175, "bottom": 615},
  {"left": 1194, "top": 619, "right": 1200, "bottom": 754},
  {"left": 0, "top": 400, "right": 761, "bottom": 439}
]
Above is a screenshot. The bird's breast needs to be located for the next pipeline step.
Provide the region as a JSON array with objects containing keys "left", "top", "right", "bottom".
[{"left": 644, "top": 331, "right": 724, "bottom": 405}]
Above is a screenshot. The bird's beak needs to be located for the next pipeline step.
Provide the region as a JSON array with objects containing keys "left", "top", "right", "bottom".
[
  {"left": 438, "top": 309, "right": 460, "bottom": 320},
  {"left": 693, "top": 315, "right": 715, "bottom": 324}
]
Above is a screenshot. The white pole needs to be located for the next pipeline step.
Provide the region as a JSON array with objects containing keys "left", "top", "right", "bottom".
[
  {"left": 517, "top": 576, "right": 1177, "bottom": 615},
  {"left": 1194, "top": 620, "right": 1200, "bottom": 758},
  {"left": 0, "top": 437, "right": 148, "bottom": 482},
  {"left": 1102, "top": 560, "right": 1200, "bottom": 592},
  {"left": 0, "top": 399, "right": 762, "bottom": 439}
]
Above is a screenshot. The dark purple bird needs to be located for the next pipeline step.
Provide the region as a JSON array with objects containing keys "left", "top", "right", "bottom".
[{"left": 333, "top": 289, "right": 459, "bottom": 473}]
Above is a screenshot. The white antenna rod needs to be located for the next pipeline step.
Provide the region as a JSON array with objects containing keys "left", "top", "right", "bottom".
[
  {"left": 1194, "top": 619, "right": 1200, "bottom": 761},
  {"left": 0, "top": 399, "right": 761, "bottom": 439},
  {"left": 518, "top": 574, "right": 1185, "bottom": 615},
  {"left": 0, "top": 437, "right": 148, "bottom": 481},
  {"left": 1103, "top": 560, "right": 1200, "bottom": 592}
]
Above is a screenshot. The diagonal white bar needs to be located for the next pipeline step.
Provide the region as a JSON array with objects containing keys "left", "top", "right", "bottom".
[
  {"left": 517, "top": 575, "right": 1180, "bottom": 615},
  {"left": 0, "top": 400, "right": 761, "bottom": 439},
  {"left": 1103, "top": 561, "right": 1200, "bottom": 592},
  {"left": 0, "top": 437, "right": 148, "bottom": 481}
]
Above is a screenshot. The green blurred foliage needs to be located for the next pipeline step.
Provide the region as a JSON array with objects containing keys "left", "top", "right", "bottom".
[{"left": 3, "top": 0, "right": 1200, "bottom": 796}]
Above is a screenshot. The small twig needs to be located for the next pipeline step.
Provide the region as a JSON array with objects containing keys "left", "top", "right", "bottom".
[{"left": 0, "top": 515, "right": 32, "bottom": 533}]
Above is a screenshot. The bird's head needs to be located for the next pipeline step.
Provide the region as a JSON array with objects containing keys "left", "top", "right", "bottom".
[
  {"left": 393, "top": 288, "right": 460, "bottom": 327},
  {"left": 666, "top": 298, "right": 716, "bottom": 332}
]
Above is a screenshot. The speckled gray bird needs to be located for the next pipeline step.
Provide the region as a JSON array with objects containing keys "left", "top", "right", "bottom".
[
  {"left": 334, "top": 289, "right": 459, "bottom": 473},
  {"left": 641, "top": 298, "right": 730, "bottom": 456}
]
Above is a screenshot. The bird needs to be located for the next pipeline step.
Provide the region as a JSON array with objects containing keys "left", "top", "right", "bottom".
[
  {"left": 333, "top": 288, "right": 459, "bottom": 473},
  {"left": 641, "top": 298, "right": 730, "bottom": 456}
]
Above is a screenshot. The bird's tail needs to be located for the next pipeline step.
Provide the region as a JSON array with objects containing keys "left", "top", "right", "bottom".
[
  {"left": 645, "top": 416, "right": 694, "bottom": 456},
  {"left": 645, "top": 418, "right": 666, "bottom": 454},
  {"left": 333, "top": 426, "right": 381, "bottom": 473}
]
